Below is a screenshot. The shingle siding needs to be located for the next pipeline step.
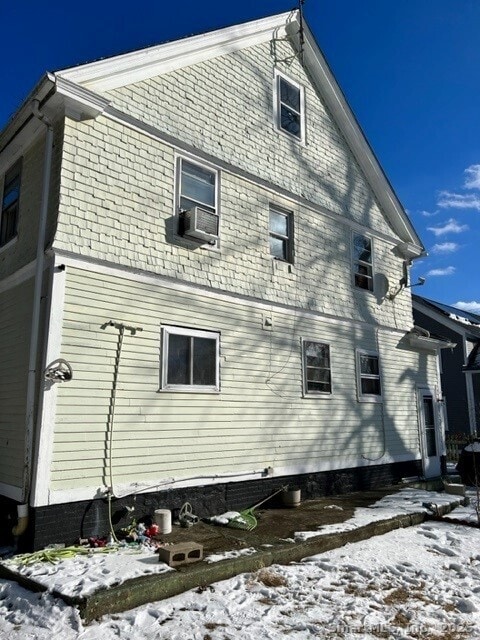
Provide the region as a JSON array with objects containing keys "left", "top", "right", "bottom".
[
  {"left": 55, "top": 115, "right": 414, "bottom": 330},
  {"left": 104, "top": 40, "right": 395, "bottom": 237}
]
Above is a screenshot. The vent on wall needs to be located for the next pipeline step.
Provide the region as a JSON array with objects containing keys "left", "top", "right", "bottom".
[{"left": 182, "top": 207, "right": 219, "bottom": 243}]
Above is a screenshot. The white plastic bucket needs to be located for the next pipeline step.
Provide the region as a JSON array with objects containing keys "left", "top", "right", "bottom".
[
  {"left": 154, "top": 509, "right": 172, "bottom": 534},
  {"left": 282, "top": 488, "right": 301, "bottom": 508}
]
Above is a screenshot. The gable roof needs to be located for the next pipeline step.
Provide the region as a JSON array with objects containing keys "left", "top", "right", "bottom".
[
  {"left": 2, "top": 11, "right": 423, "bottom": 252},
  {"left": 413, "top": 295, "right": 480, "bottom": 339}
]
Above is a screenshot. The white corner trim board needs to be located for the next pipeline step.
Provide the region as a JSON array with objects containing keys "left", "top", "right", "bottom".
[{"left": 29, "top": 264, "right": 67, "bottom": 507}]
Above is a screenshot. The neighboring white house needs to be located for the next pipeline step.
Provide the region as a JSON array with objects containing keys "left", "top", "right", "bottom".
[{"left": 0, "top": 11, "right": 448, "bottom": 549}]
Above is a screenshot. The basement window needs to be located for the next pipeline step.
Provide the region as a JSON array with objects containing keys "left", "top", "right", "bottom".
[{"left": 161, "top": 326, "right": 220, "bottom": 392}]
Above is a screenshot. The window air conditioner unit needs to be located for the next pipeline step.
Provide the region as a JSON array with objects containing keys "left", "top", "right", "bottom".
[{"left": 183, "top": 206, "right": 219, "bottom": 243}]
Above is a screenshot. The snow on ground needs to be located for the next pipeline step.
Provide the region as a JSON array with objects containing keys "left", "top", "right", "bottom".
[
  {"left": 2, "top": 545, "right": 172, "bottom": 597},
  {"left": 1, "top": 490, "right": 479, "bottom": 640},
  {"left": 445, "top": 488, "right": 480, "bottom": 525},
  {"left": 294, "top": 487, "right": 461, "bottom": 540}
]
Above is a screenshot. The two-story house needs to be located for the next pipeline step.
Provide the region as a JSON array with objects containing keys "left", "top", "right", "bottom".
[{"left": 0, "top": 11, "right": 450, "bottom": 549}]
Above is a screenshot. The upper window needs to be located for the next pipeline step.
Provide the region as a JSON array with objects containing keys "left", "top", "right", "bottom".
[
  {"left": 1, "top": 162, "right": 21, "bottom": 247},
  {"left": 303, "top": 340, "right": 332, "bottom": 395},
  {"left": 269, "top": 206, "right": 293, "bottom": 262},
  {"left": 356, "top": 350, "right": 382, "bottom": 401},
  {"left": 352, "top": 234, "right": 374, "bottom": 291},
  {"left": 161, "top": 326, "right": 220, "bottom": 392},
  {"left": 275, "top": 72, "right": 305, "bottom": 142},
  {"left": 178, "top": 158, "right": 219, "bottom": 243}
]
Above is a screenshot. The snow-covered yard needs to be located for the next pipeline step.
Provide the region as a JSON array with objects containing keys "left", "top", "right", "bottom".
[{"left": 1, "top": 490, "right": 479, "bottom": 640}]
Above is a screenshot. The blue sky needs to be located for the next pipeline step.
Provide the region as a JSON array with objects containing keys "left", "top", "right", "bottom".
[{"left": 1, "top": 1, "right": 479, "bottom": 312}]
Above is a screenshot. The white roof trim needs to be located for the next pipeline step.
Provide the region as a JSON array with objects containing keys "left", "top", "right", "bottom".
[
  {"left": 57, "top": 12, "right": 293, "bottom": 92},
  {"left": 54, "top": 76, "right": 111, "bottom": 120}
]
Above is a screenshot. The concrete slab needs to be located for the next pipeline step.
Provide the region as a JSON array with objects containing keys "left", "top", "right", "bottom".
[{"left": 0, "top": 486, "right": 467, "bottom": 623}]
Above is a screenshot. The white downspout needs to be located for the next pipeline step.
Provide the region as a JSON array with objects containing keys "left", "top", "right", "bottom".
[{"left": 21, "top": 100, "right": 54, "bottom": 508}]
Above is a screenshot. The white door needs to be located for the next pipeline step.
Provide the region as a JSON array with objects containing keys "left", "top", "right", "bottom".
[{"left": 418, "top": 389, "right": 441, "bottom": 478}]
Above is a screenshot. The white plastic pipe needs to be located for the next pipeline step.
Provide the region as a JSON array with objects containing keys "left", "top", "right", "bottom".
[{"left": 12, "top": 503, "right": 29, "bottom": 537}]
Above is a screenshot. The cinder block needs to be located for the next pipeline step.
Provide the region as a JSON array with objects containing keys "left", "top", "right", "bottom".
[
  {"left": 158, "top": 542, "right": 203, "bottom": 567},
  {"left": 444, "top": 482, "right": 466, "bottom": 497}
]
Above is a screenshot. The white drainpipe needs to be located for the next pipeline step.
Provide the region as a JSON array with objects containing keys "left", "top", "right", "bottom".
[{"left": 21, "top": 100, "right": 54, "bottom": 508}]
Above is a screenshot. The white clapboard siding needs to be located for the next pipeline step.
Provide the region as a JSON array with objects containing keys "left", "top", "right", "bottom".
[{"left": 48, "top": 266, "right": 437, "bottom": 492}]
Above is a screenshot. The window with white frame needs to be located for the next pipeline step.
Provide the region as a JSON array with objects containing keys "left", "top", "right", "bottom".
[
  {"left": 356, "top": 350, "right": 382, "bottom": 400},
  {"left": 275, "top": 72, "right": 305, "bottom": 141},
  {"left": 161, "top": 326, "right": 220, "bottom": 392},
  {"left": 177, "top": 157, "right": 219, "bottom": 241},
  {"left": 1, "top": 161, "right": 21, "bottom": 247},
  {"left": 269, "top": 206, "right": 293, "bottom": 262},
  {"left": 352, "top": 233, "right": 374, "bottom": 291},
  {"left": 303, "top": 340, "right": 332, "bottom": 395}
]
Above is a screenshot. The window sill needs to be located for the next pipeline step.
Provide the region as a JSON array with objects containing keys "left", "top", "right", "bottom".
[
  {"left": 158, "top": 387, "right": 220, "bottom": 394},
  {"left": 302, "top": 392, "right": 333, "bottom": 399},
  {"left": 357, "top": 395, "right": 383, "bottom": 403},
  {"left": 354, "top": 285, "right": 375, "bottom": 295},
  {"left": 274, "top": 125, "right": 306, "bottom": 147}
]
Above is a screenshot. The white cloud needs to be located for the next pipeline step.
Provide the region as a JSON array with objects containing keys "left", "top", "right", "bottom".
[
  {"left": 454, "top": 300, "right": 480, "bottom": 314},
  {"left": 437, "top": 191, "right": 480, "bottom": 211},
  {"left": 431, "top": 242, "right": 460, "bottom": 254},
  {"left": 419, "top": 209, "right": 438, "bottom": 218},
  {"left": 425, "top": 266, "right": 456, "bottom": 277},
  {"left": 427, "top": 218, "right": 469, "bottom": 236},
  {"left": 464, "top": 164, "right": 480, "bottom": 189}
]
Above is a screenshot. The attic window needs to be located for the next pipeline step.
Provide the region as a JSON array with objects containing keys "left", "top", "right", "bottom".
[{"left": 275, "top": 71, "right": 305, "bottom": 142}]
